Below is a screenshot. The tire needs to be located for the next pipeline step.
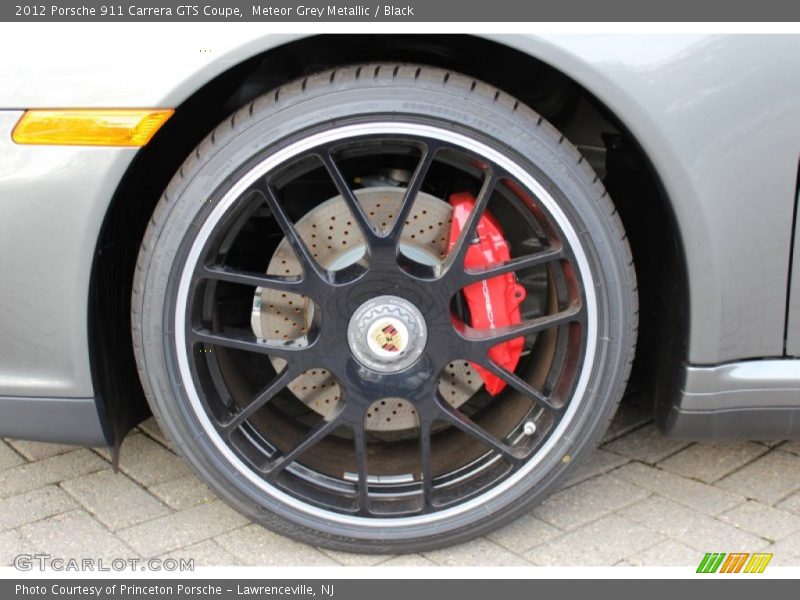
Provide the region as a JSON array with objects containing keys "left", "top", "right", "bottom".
[{"left": 132, "top": 63, "right": 637, "bottom": 553}]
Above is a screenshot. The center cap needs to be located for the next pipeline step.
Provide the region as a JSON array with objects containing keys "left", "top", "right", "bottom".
[{"left": 347, "top": 295, "right": 427, "bottom": 373}]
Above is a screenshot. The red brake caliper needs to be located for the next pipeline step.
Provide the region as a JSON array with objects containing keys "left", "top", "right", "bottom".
[{"left": 448, "top": 192, "right": 527, "bottom": 395}]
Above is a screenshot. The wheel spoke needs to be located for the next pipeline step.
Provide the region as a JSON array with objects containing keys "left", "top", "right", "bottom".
[
  {"left": 191, "top": 326, "right": 311, "bottom": 360},
  {"left": 219, "top": 368, "right": 295, "bottom": 434},
  {"left": 200, "top": 264, "right": 305, "bottom": 294},
  {"left": 435, "top": 397, "right": 521, "bottom": 464},
  {"left": 443, "top": 171, "right": 498, "bottom": 272},
  {"left": 460, "top": 246, "right": 563, "bottom": 287},
  {"left": 264, "top": 411, "right": 344, "bottom": 479},
  {"left": 318, "top": 151, "right": 380, "bottom": 245},
  {"left": 463, "top": 304, "right": 581, "bottom": 350},
  {"left": 478, "top": 360, "right": 559, "bottom": 412},
  {"left": 387, "top": 145, "right": 436, "bottom": 243},
  {"left": 259, "top": 182, "right": 327, "bottom": 282},
  {"left": 352, "top": 424, "right": 371, "bottom": 515},
  {"left": 418, "top": 418, "right": 434, "bottom": 509}
]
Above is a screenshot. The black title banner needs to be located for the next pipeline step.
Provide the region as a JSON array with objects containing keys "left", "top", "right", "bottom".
[{"left": 3, "top": 0, "right": 800, "bottom": 21}]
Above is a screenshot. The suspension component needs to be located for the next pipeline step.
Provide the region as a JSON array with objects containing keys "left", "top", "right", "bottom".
[{"left": 448, "top": 192, "right": 526, "bottom": 395}]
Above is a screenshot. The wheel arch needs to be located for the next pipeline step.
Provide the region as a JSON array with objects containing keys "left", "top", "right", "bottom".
[{"left": 90, "top": 34, "right": 688, "bottom": 448}]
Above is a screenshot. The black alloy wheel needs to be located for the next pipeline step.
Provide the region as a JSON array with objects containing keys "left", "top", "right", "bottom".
[{"left": 133, "top": 64, "right": 637, "bottom": 553}]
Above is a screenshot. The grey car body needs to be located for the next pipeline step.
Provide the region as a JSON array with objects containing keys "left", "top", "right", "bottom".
[{"left": 0, "top": 30, "right": 799, "bottom": 449}]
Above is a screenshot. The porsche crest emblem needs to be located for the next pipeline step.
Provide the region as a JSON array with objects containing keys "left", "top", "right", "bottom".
[{"left": 371, "top": 321, "right": 404, "bottom": 353}]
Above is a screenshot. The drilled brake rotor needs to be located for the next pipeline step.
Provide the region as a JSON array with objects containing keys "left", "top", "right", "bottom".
[{"left": 251, "top": 187, "right": 483, "bottom": 431}]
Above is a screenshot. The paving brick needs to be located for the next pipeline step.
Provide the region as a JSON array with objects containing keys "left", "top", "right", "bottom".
[
  {"left": 138, "top": 417, "right": 173, "bottom": 450},
  {"left": 657, "top": 442, "right": 768, "bottom": 484},
  {"left": 619, "top": 495, "right": 770, "bottom": 552},
  {"left": 681, "top": 518, "right": 772, "bottom": 553},
  {"left": 215, "top": 524, "right": 337, "bottom": 566},
  {"left": 6, "top": 440, "right": 74, "bottom": 462},
  {"left": 20, "top": 510, "right": 136, "bottom": 559},
  {"left": 0, "top": 441, "right": 24, "bottom": 470},
  {"left": 0, "top": 529, "right": 36, "bottom": 566},
  {"left": 486, "top": 514, "right": 561, "bottom": 554},
  {"left": 603, "top": 424, "right": 690, "bottom": 464},
  {"left": 423, "top": 537, "right": 529, "bottom": 566},
  {"left": 614, "top": 462, "right": 744, "bottom": 515},
  {"left": 563, "top": 449, "right": 629, "bottom": 488},
  {"left": 532, "top": 473, "right": 649, "bottom": 530},
  {"left": 525, "top": 514, "right": 659, "bottom": 566},
  {"left": 102, "top": 434, "right": 189, "bottom": 488},
  {"left": 715, "top": 450, "right": 800, "bottom": 505},
  {"left": 601, "top": 400, "right": 653, "bottom": 444},
  {"left": 775, "top": 491, "right": 800, "bottom": 516},
  {"left": 161, "top": 539, "right": 240, "bottom": 567},
  {"left": 767, "top": 530, "right": 800, "bottom": 565},
  {"left": 118, "top": 501, "right": 247, "bottom": 557},
  {"left": 61, "top": 470, "right": 170, "bottom": 530},
  {"left": 0, "top": 450, "right": 108, "bottom": 498},
  {"left": 149, "top": 475, "right": 216, "bottom": 511},
  {"left": 320, "top": 548, "right": 388, "bottom": 566},
  {"left": 625, "top": 539, "right": 699, "bottom": 567},
  {"left": 0, "top": 485, "right": 78, "bottom": 532},
  {"left": 717, "top": 500, "right": 800, "bottom": 542},
  {"left": 378, "top": 554, "right": 437, "bottom": 566},
  {"left": 2, "top": 394, "right": 798, "bottom": 568},
  {"left": 759, "top": 440, "right": 786, "bottom": 448}
]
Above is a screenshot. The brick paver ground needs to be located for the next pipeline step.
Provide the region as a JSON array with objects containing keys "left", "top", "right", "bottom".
[{"left": 2, "top": 399, "right": 799, "bottom": 567}]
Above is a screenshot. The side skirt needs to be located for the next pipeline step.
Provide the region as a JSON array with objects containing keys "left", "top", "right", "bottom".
[
  {"left": 662, "top": 359, "right": 800, "bottom": 440},
  {"left": 0, "top": 395, "right": 111, "bottom": 447}
]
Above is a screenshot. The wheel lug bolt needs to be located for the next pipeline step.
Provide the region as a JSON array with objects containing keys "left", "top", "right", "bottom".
[{"left": 523, "top": 420, "right": 537, "bottom": 436}]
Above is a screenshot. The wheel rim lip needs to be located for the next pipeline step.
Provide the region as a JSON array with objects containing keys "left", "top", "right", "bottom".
[{"left": 173, "top": 121, "right": 599, "bottom": 528}]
